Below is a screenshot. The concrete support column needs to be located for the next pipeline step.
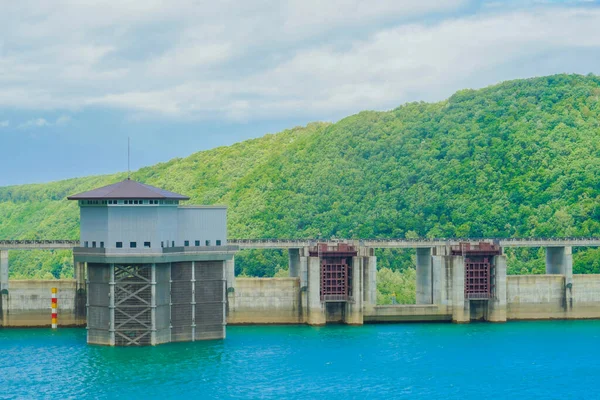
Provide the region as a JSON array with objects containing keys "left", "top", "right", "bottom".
[
  {"left": 363, "top": 256, "right": 377, "bottom": 311},
  {"left": 108, "top": 263, "right": 116, "bottom": 346},
  {"left": 307, "top": 256, "right": 325, "bottom": 325},
  {"left": 299, "top": 255, "right": 308, "bottom": 288},
  {"left": 74, "top": 261, "right": 86, "bottom": 320},
  {"left": 451, "top": 256, "right": 469, "bottom": 323},
  {"left": 150, "top": 263, "right": 157, "bottom": 345},
  {"left": 0, "top": 250, "right": 7, "bottom": 325},
  {"left": 225, "top": 256, "right": 236, "bottom": 291},
  {"left": 488, "top": 255, "right": 507, "bottom": 322},
  {"left": 545, "top": 246, "right": 574, "bottom": 312},
  {"left": 289, "top": 249, "right": 301, "bottom": 278},
  {"left": 416, "top": 248, "right": 433, "bottom": 304},
  {"left": 433, "top": 245, "right": 449, "bottom": 256},
  {"left": 432, "top": 255, "right": 445, "bottom": 306},
  {"left": 191, "top": 261, "right": 196, "bottom": 340},
  {"left": 0, "top": 250, "right": 8, "bottom": 293},
  {"left": 545, "top": 246, "right": 573, "bottom": 280},
  {"left": 345, "top": 256, "right": 363, "bottom": 325}
]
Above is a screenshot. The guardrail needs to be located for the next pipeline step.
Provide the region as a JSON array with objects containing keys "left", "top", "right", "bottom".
[{"left": 2, "top": 237, "right": 600, "bottom": 250}]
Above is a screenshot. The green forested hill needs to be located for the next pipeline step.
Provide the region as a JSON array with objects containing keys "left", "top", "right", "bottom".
[{"left": 2, "top": 74, "right": 600, "bottom": 298}]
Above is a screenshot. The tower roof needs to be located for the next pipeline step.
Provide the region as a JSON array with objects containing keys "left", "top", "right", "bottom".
[{"left": 67, "top": 179, "right": 190, "bottom": 200}]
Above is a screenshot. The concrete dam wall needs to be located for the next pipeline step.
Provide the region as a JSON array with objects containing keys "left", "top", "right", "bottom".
[
  {"left": 227, "top": 278, "right": 306, "bottom": 324},
  {"left": 507, "top": 274, "right": 600, "bottom": 320},
  {"left": 3, "top": 274, "right": 600, "bottom": 327},
  {"left": 0, "top": 280, "right": 85, "bottom": 327}
]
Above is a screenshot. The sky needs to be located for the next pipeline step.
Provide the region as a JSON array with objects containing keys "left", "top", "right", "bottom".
[{"left": 1, "top": 0, "right": 600, "bottom": 186}]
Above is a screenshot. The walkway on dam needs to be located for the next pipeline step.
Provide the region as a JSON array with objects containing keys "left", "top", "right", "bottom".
[{"left": 3, "top": 237, "right": 600, "bottom": 250}]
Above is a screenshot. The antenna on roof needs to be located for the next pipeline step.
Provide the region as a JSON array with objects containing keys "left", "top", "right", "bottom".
[{"left": 127, "top": 136, "right": 130, "bottom": 180}]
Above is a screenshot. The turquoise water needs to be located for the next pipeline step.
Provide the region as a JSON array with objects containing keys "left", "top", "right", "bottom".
[{"left": 1, "top": 321, "right": 600, "bottom": 399}]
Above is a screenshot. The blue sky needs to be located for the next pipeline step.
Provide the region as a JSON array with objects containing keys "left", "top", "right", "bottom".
[{"left": 1, "top": 0, "right": 600, "bottom": 186}]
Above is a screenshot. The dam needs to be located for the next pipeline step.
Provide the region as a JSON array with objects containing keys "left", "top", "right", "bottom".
[
  {"left": 1, "top": 179, "right": 600, "bottom": 344},
  {"left": 2, "top": 237, "right": 600, "bottom": 335}
]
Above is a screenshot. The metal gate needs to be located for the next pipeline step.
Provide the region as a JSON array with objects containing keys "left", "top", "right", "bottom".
[
  {"left": 310, "top": 243, "right": 357, "bottom": 302},
  {"left": 464, "top": 257, "right": 493, "bottom": 299},
  {"left": 320, "top": 259, "right": 351, "bottom": 301}
]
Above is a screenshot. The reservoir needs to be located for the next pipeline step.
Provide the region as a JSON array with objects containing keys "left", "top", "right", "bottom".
[{"left": 2, "top": 321, "right": 599, "bottom": 399}]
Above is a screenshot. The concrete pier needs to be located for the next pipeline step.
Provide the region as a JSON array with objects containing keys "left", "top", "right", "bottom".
[
  {"left": 288, "top": 248, "right": 300, "bottom": 278},
  {"left": 451, "top": 256, "right": 469, "bottom": 323},
  {"left": 364, "top": 255, "right": 377, "bottom": 313},
  {"left": 1, "top": 250, "right": 8, "bottom": 293},
  {"left": 416, "top": 247, "right": 433, "bottom": 304},
  {"left": 226, "top": 256, "right": 236, "bottom": 291},
  {"left": 307, "top": 256, "right": 325, "bottom": 325},
  {"left": 545, "top": 246, "right": 573, "bottom": 283},
  {"left": 488, "top": 255, "right": 507, "bottom": 322},
  {"left": 345, "top": 256, "right": 363, "bottom": 325}
]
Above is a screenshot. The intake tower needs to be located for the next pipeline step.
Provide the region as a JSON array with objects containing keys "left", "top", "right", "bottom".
[{"left": 68, "top": 179, "right": 236, "bottom": 346}]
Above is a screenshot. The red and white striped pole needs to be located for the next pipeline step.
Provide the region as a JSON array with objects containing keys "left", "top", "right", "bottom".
[{"left": 51, "top": 287, "right": 57, "bottom": 329}]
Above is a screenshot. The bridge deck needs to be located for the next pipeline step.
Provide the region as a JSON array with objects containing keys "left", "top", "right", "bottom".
[{"left": 2, "top": 238, "right": 600, "bottom": 250}]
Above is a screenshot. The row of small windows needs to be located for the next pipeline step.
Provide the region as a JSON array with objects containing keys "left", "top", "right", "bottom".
[
  {"left": 80, "top": 200, "right": 179, "bottom": 206},
  {"left": 183, "top": 240, "right": 222, "bottom": 246},
  {"left": 84, "top": 241, "right": 104, "bottom": 248},
  {"left": 85, "top": 240, "right": 222, "bottom": 248}
]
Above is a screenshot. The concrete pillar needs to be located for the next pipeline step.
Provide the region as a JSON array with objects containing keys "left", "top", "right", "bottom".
[
  {"left": 225, "top": 256, "right": 236, "bottom": 291},
  {"left": 488, "top": 255, "right": 507, "bottom": 322},
  {"left": 545, "top": 246, "right": 574, "bottom": 312},
  {"left": 289, "top": 248, "right": 301, "bottom": 277},
  {"left": 363, "top": 256, "right": 377, "bottom": 311},
  {"left": 416, "top": 248, "right": 433, "bottom": 304},
  {"left": 345, "top": 256, "right": 363, "bottom": 325},
  {"left": 307, "top": 256, "right": 325, "bottom": 325},
  {"left": 150, "top": 263, "right": 157, "bottom": 345},
  {"left": 451, "top": 256, "right": 469, "bottom": 323},
  {"left": 432, "top": 255, "right": 445, "bottom": 306},
  {"left": 74, "top": 261, "right": 86, "bottom": 320},
  {"left": 433, "top": 245, "right": 449, "bottom": 256},
  {"left": 545, "top": 246, "right": 573, "bottom": 279},
  {"left": 108, "top": 263, "right": 116, "bottom": 346},
  {"left": 299, "top": 255, "right": 308, "bottom": 288},
  {"left": 1, "top": 250, "right": 8, "bottom": 326},
  {"left": 0, "top": 250, "right": 8, "bottom": 293}
]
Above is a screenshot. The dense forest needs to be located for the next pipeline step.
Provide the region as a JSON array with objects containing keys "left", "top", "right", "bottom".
[{"left": 2, "top": 74, "right": 600, "bottom": 304}]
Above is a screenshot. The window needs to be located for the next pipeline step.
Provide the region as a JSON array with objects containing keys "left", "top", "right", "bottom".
[
  {"left": 100, "top": 242, "right": 104, "bottom": 248},
  {"left": 161, "top": 241, "right": 164, "bottom": 248},
  {"left": 195, "top": 240, "right": 200, "bottom": 247},
  {"left": 184, "top": 240, "right": 189, "bottom": 247},
  {"left": 216, "top": 240, "right": 222, "bottom": 246},
  {"left": 84, "top": 241, "right": 88, "bottom": 248},
  {"left": 134, "top": 200, "right": 138, "bottom": 204},
  {"left": 205, "top": 240, "right": 211, "bottom": 246},
  {"left": 116, "top": 242, "right": 123, "bottom": 248},
  {"left": 92, "top": 241, "right": 96, "bottom": 248},
  {"left": 130, "top": 242, "right": 137, "bottom": 248},
  {"left": 144, "top": 242, "right": 151, "bottom": 248}
]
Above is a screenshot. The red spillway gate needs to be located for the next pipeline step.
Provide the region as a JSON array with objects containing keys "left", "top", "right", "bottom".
[
  {"left": 309, "top": 243, "right": 358, "bottom": 302},
  {"left": 452, "top": 242, "right": 501, "bottom": 300}
]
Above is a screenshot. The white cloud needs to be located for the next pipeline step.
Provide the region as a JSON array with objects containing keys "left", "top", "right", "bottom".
[
  {"left": 1, "top": 2, "right": 600, "bottom": 121},
  {"left": 19, "top": 118, "right": 50, "bottom": 129},
  {"left": 0, "top": 120, "right": 9, "bottom": 127},
  {"left": 18, "top": 115, "right": 71, "bottom": 129}
]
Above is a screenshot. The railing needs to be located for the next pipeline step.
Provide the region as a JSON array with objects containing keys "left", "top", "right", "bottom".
[
  {"left": 3, "top": 237, "right": 600, "bottom": 250},
  {"left": 0, "top": 240, "right": 78, "bottom": 245}
]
